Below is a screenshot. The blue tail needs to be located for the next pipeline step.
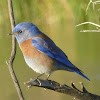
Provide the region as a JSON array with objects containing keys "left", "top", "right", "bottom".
[{"left": 71, "top": 68, "right": 90, "bottom": 81}]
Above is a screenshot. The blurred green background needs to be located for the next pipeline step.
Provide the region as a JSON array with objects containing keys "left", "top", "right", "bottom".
[{"left": 0, "top": 0, "right": 100, "bottom": 100}]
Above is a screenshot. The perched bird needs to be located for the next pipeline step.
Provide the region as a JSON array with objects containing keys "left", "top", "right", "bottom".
[{"left": 10, "top": 22, "right": 90, "bottom": 81}]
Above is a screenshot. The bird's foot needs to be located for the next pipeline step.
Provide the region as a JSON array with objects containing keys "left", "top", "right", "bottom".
[
  {"left": 30, "top": 77, "right": 42, "bottom": 86},
  {"left": 46, "top": 74, "right": 50, "bottom": 80},
  {"left": 30, "top": 74, "right": 45, "bottom": 86}
]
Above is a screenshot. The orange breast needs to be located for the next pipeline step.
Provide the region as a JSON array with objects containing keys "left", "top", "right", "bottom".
[
  {"left": 19, "top": 38, "right": 55, "bottom": 72},
  {"left": 20, "top": 38, "right": 39, "bottom": 58}
]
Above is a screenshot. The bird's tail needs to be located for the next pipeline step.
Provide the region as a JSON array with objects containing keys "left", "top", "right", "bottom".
[
  {"left": 58, "top": 60, "right": 90, "bottom": 81},
  {"left": 70, "top": 67, "right": 90, "bottom": 81}
]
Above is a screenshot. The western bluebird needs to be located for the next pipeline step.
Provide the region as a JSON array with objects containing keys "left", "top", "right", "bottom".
[{"left": 10, "top": 22, "right": 90, "bottom": 81}]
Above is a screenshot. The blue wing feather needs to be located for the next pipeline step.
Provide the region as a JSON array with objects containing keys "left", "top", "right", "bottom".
[{"left": 31, "top": 37, "right": 74, "bottom": 67}]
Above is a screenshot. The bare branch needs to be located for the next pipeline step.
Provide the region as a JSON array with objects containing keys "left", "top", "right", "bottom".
[
  {"left": 86, "top": 0, "right": 93, "bottom": 15},
  {"left": 76, "top": 22, "right": 100, "bottom": 28},
  {"left": 7, "top": 0, "right": 25, "bottom": 100},
  {"left": 86, "top": 0, "right": 100, "bottom": 14},
  {"left": 79, "top": 30, "right": 100, "bottom": 32},
  {"left": 76, "top": 1, "right": 100, "bottom": 32},
  {"left": 25, "top": 78, "right": 100, "bottom": 100},
  {"left": 75, "top": 22, "right": 100, "bottom": 32}
]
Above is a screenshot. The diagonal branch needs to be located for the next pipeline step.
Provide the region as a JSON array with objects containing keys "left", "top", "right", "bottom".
[
  {"left": 7, "top": 0, "right": 25, "bottom": 100},
  {"left": 25, "top": 78, "right": 100, "bottom": 100}
]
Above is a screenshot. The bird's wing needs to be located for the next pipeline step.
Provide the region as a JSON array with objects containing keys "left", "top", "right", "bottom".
[
  {"left": 31, "top": 37, "right": 75, "bottom": 68},
  {"left": 31, "top": 37, "right": 90, "bottom": 81}
]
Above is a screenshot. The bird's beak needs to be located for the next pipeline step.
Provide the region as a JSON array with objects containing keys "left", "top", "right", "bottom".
[
  {"left": 8, "top": 32, "right": 14, "bottom": 35},
  {"left": 8, "top": 32, "right": 19, "bottom": 36}
]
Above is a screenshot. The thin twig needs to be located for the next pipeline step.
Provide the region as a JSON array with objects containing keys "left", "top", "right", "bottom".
[
  {"left": 75, "top": 22, "right": 100, "bottom": 28},
  {"left": 75, "top": 22, "right": 100, "bottom": 32},
  {"left": 86, "top": 0, "right": 100, "bottom": 14},
  {"left": 86, "top": 0, "right": 92, "bottom": 15},
  {"left": 7, "top": 0, "right": 25, "bottom": 100}
]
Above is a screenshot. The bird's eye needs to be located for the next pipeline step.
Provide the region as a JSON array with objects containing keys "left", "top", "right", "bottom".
[{"left": 18, "top": 30, "right": 22, "bottom": 33}]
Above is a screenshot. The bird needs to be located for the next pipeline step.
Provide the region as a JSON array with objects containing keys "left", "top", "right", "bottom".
[{"left": 10, "top": 22, "right": 90, "bottom": 81}]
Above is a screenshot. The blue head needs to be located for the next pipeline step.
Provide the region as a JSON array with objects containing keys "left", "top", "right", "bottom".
[{"left": 13, "top": 22, "right": 42, "bottom": 44}]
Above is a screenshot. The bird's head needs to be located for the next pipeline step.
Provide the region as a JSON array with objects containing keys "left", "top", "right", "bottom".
[{"left": 9, "top": 22, "right": 42, "bottom": 44}]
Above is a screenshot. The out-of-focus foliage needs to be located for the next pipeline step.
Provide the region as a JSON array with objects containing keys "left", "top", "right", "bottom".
[{"left": 0, "top": 0, "right": 100, "bottom": 100}]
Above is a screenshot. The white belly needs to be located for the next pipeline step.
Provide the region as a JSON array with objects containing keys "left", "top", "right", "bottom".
[{"left": 24, "top": 56, "right": 52, "bottom": 75}]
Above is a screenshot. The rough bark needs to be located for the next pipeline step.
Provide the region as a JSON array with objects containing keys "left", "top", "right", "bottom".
[{"left": 25, "top": 78, "right": 100, "bottom": 100}]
